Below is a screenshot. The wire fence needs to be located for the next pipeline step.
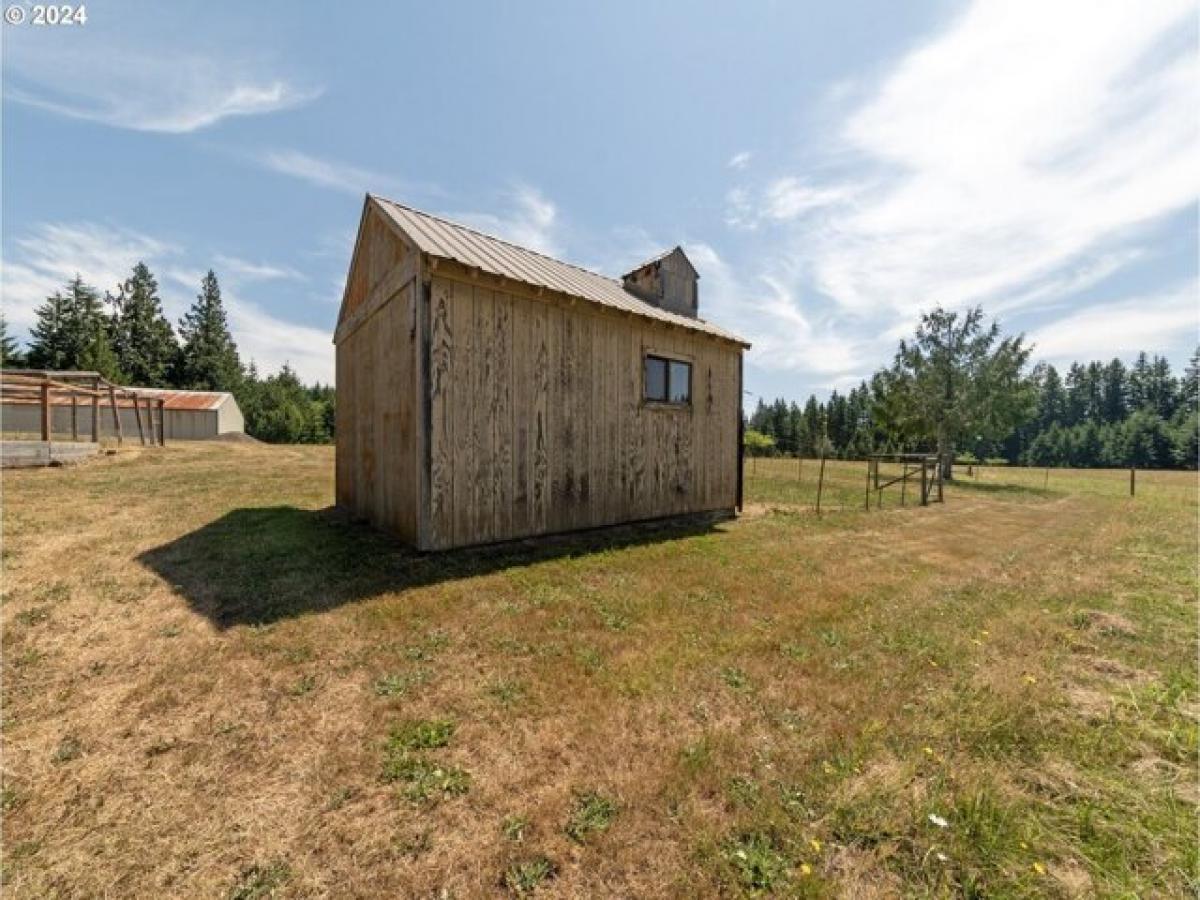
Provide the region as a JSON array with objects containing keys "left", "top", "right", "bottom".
[{"left": 742, "top": 454, "right": 1198, "bottom": 513}]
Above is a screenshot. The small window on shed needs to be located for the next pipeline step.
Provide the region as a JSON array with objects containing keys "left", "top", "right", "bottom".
[{"left": 643, "top": 354, "right": 691, "bottom": 405}]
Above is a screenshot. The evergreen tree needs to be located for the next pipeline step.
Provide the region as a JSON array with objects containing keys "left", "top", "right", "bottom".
[
  {"left": 26, "top": 276, "right": 123, "bottom": 379},
  {"left": 1100, "top": 359, "right": 1128, "bottom": 424},
  {"left": 175, "top": 270, "right": 242, "bottom": 391},
  {"left": 1035, "top": 364, "right": 1067, "bottom": 429},
  {"left": 0, "top": 314, "right": 25, "bottom": 367},
  {"left": 110, "top": 262, "right": 177, "bottom": 386},
  {"left": 1181, "top": 346, "right": 1200, "bottom": 414}
]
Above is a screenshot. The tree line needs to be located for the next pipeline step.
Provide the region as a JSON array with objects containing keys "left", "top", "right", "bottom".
[
  {"left": 1, "top": 264, "right": 334, "bottom": 444},
  {"left": 747, "top": 307, "right": 1198, "bottom": 471}
]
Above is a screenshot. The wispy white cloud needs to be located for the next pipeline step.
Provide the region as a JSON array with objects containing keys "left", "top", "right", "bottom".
[
  {"left": 255, "top": 149, "right": 397, "bottom": 196},
  {"left": 1026, "top": 283, "right": 1199, "bottom": 365},
  {"left": 4, "top": 41, "right": 318, "bottom": 133},
  {"left": 214, "top": 254, "right": 305, "bottom": 283},
  {"left": 452, "top": 184, "right": 562, "bottom": 256},
  {"left": 722, "top": 0, "right": 1198, "bottom": 378},
  {"left": 2, "top": 222, "right": 333, "bottom": 383},
  {"left": 1, "top": 222, "right": 175, "bottom": 329},
  {"left": 684, "top": 242, "right": 871, "bottom": 378},
  {"left": 728, "top": 151, "right": 753, "bottom": 170}
]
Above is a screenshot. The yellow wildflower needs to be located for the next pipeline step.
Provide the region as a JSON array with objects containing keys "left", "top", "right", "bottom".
[
  {"left": 800, "top": 863, "right": 813, "bottom": 876},
  {"left": 810, "top": 838, "right": 822, "bottom": 852}
]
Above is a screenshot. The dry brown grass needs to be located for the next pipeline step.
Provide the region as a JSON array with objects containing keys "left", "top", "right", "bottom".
[{"left": 2, "top": 443, "right": 1196, "bottom": 897}]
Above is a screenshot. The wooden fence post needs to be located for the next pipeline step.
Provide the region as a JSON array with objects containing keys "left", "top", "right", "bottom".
[
  {"left": 900, "top": 462, "right": 908, "bottom": 506},
  {"left": 132, "top": 393, "right": 146, "bottom": 446},
  {"left": 71, "top": 395, "right": 79, "bottom": 441},
  {"left": 1129, "top": 467, "right": 1135, "bottom": 497},
  {"left": 159, "top": 399, "right": 166, "bottom": 445},
  {"left": 815, "top": 455, "right": 827, "bottom": 517},
  {"left": 40, "top": 382, "right": 51, "bottom": 444},
  {"left": 91, "top": 378, "right": 100, "bottom": 443},
  {"left": 920, "top": 458, "right": 928, "bottom": 506},
  {"left": 108, "top": 385, "right": 123, "bottom": 446}
]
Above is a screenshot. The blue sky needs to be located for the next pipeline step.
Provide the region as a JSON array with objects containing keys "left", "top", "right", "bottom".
[{"left": 3, "top": 0, "right": 1197, "bottom": 402}]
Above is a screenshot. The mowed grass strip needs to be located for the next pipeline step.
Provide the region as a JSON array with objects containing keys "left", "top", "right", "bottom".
[{"left": 1, "top": 442, "right": 1195, "bottom": 897}]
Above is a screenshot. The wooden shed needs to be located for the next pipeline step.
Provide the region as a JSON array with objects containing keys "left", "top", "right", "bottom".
[{"left": 334, "top": 195, "right": 749, "bottom": 551}]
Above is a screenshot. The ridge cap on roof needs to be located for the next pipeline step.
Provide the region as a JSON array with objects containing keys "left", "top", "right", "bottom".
[{"left": 373, "top": 194, "right": 627, "bottom": 287}]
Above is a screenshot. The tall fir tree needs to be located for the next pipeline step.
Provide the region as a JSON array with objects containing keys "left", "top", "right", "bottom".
[
  {"left": 0, "top": 314, "right": 25, "bottom": 368},
  {"left": 26, "top": 276, "right": 124, "bottom": 380},
  {"left": 175, "top": 270, "right": 243, "bottom": 391},
  {"left": 110, "top": 262, "right": 177, "bottom": 386}
]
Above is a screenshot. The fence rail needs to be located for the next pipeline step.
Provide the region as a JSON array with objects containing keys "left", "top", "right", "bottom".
[{"left": 1, "top": 369, "right": 165, "bottom": 448}]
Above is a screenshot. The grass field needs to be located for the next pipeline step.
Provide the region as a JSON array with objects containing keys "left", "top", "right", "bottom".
[{"left": 3, "top": 443, "right": 1196, "bottom": 897}]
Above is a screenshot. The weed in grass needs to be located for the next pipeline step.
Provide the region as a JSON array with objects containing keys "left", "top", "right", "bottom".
[
  {"left": 728, "top": 775, "right": 762, "bottom": 807},
  {"left": 325, "top": 786, "right": 357, "bottom": 811},
  {"left": 287, "top": 674, "right": 317, "bottom": 697},
  {"left": 680, "top": 738, "right": 713, "bottom": 774},
  {"left": 503, "top": 856, "right": 557, "bottom": 895},
  {"left": 382, "top": 719, "right": 469, "bottom": 803},
  {"left": 819, "top": 628, "right": 842, "bottom": 647},
  {"left": 159, "top": 624, "right": 182, "bottom": 638},
  {"left": 227, "top": 859, "right": 291, "bottom": 900},
  {"left": 502, "top": 814, "right": 530, "bottom": 842},
  {"left": 1, "top": 785, "right": 23, "bottom": 812},
  {"left": 721, "top": 666, "right": 750, "bottom": 690},
  {"left": 12, "top": 648, "right": 45, "bottom": 668},
  {"left": 395, "top": 829, "right": 433, "bottom": 857},
  {"left": 488, "top": 678, "right": 527, "bottom": 707},
  {"left": 595, "top": 603, "right": 631, "bottom": 632},
  {"left": 388, "top": 719, "right": 455, "bottom": 751},
  {"left": 384, "top": 754, "right": 471, "bottom": 803},
  {"left": 281, "top": 645, "right": 315, "bottom": 664},
  {"left": 34, "top": 582, "right": 71, "bottom": 604},
  {"left": 372, "top": 669, "right": 430, "bottom": 698},
  {"left": 14, "top": 606, "right": 50, "bottom": 626},
  {"left": 565, "top": 791, "right": 617, "bottom": 843},
  {"left": 51, "top": 735, "right": 82, "bottom": 764},
  {"left": 780, "top": 642, "right": 810, "bottom": 661},
  {"left": 406, "top": 629, "right": 451, "bottom": 661},
  {"left": 575, "top": 645, "right": 604, "bottom": 673},
  {"left": 721, "top": 832, "right": 789, "bottom": 893}
]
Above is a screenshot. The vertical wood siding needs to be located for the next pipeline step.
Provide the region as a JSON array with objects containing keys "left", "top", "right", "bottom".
[
  {"left": 335, "top": 280, "right": 419, "bottom": 543},
  {"left": 424, "top": 274, "right": 739, "bottom": 550}
]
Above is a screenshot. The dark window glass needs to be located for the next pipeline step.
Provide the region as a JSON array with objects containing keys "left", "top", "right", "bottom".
[
  {"left": 644, "top": 356, "right": 668, "bottom": 401},
  {"left": 669, "top": 360, "right": 691, "bottom": 403}
]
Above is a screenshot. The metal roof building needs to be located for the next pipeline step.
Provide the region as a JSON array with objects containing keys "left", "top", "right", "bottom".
[
  {"left": 1, "top": 386, "right": 244, "bottom": 441},
  {"left": 335, "top": 195, "right": 749, "bottom": 551}
]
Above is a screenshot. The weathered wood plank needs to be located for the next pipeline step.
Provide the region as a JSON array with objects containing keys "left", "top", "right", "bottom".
[
  {"left": 509, "top": 296, "right": 531, "bottom": 538},
  {"left": 531, "top": 299, "right": 550, "bottom": 534},
  {"left": 472, "top": 285, "right": 494, "bottom": 544},
  {"left": 492, "top": 291, "right": 513, "bottom": 540},
  {"left": 428, "top": 278, "right": 454, "bottom": 548},
  {"left": 451, "top": 279, "right": 474, "bottom": 546}
]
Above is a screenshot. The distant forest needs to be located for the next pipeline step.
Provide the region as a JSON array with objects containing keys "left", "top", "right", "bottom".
[
  {"left": 748, "top": 349, "right": 1199, "bottom": 470},
  {"left": 2, "top": 265, "right": 333, "bottom": 444}
]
